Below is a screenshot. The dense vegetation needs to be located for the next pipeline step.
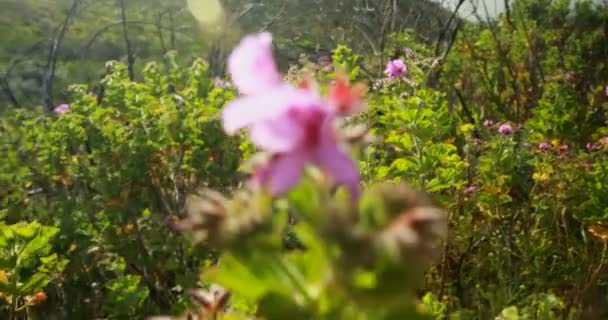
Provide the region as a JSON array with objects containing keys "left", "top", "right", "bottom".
[{"left": 1, "top": 0, "right": 608, "bottom": 319}]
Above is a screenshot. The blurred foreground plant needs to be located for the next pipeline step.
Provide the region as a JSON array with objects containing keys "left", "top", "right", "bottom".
[{"left": 154, "top": 33, "right": 447, "bottom": 320}]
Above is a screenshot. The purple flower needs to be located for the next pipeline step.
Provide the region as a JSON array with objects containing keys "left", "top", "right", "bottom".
[
  {"left": 53, "top": 104, "right": 70, "bottom": 114},
  {"left": 222, "top": 33, "right": 360, "bottom": 198},
  {"left": 498, "top": 124, "right": 513, "bottom": 135},
  {"left": 538, "top": 141, "right": 551, "bottom": 151},
  {"left": 483, "top": 119, "right": 494, "bottom": 128},
  {"left": 213, "top": 78, "right": 232, "bottom": 89},
  {"left": 384, "top": 59, "right": 407, "bottom": 79}
]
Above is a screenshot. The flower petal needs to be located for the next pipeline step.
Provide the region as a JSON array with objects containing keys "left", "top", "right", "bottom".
[
  {"left": 249, "top": 116, "right": 305, "bottom": 152},
  {"left": 316, "top": 132, "right": 360, "bottom": 199},
  {"left": 228, "top": 33, "right": 281, "bottom": 95},
  {"left": 254, "top": 151, "right": 310, "bottom": 196}
]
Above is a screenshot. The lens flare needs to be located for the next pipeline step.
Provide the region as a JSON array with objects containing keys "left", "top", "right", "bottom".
[{"left": 187, "top": 0, "right": 223, "bottom": 25}]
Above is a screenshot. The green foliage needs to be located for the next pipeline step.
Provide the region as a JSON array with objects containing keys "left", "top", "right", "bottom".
[
  {"left": 1, "top": 0, "right": 608, "bottom": 319},
  {"left": 1, "top": 57, "right": 241, "bottom": 318},
  {"left": 0, "top": 221, "right": 67, "bottom": 315}
]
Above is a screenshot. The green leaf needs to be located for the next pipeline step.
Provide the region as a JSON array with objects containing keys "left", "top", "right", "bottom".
[
  {"left": 19, "top": 273, "right": 49, "bottom": 296},
  {"left": 257, "top": 292, "right": 312, "bottom": 320}
]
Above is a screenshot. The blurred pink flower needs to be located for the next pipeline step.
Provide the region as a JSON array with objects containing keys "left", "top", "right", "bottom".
[
  {"left": 483, "top": 119, "right": 494, "bottom": 128},
  {"left": 53, "top": 104, "right": 70, "bottom": 114},
  {"left": 586, "top": 143, "right": 599, "bottom": 152},
  {"left": 222, "top": 33, "right": 359, "bottom": 198},
  {"left": 463, "top": 185, "right": 477, "bottom": 195},
  {"left": 559, "top": 144, "right": 569, "bottom": 152},
  {"left": 538, "top": 141, "right": 551, "bottom": 151},
  {"left": 498, "top": 123, "right": 513, "bottom": 135},
  {"left": 605, "top": 85, "right": 608, "bottom": 96},
  {"left": 384, "top": 59, "right": 407, "bottom": 79},
  {"left": 601, "top": 137, "right": 608, "bottom": 145}
]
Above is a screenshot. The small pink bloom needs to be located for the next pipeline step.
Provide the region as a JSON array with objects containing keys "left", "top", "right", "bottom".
[
  {"left": 483, "top": 119, "right": 494, "bottom": 128},
  {"left": 605, "top": 85, "right": 608, "bottom": 97},
  {"left": 601, "top": 137, "right": 608, "bottom": 145},
  {"left": 498, "top": 123, "right": 513, "bottom": 135},
  {"left": 559, "top": 144, "right": 569, "bottom": 152},
  {"left": 463, "top": 186, "right": 477, "bottom": 195},
  {"left": 53, "top": 104, "right": 70, "bottom": 114},
  {"left": 222, "top": 33, "right": 360, "bottom": 198},
  {"left": 384, "top": 59, "right": 407, "bottom": 79},
  {"left": 586, "top": 143, "right": 598, "bottom": 152},
  {"left": 538, "top": 141, "right": 551, "bottom": 151}
]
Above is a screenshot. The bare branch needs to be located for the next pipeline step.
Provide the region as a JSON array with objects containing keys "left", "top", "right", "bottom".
[
  {"left": 41, "top": 0, "right": 80, "bottom": 112},
  {"left": 119, "top": 0, "right": 135, "bottom": 81}
]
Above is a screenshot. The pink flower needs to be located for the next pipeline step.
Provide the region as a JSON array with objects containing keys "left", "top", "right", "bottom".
[
  {"left": 600, "top": 137, "right": 608, "bottom": 145},
  {"left": 605, "top": 85, "right": 608, "bottom": 97},
  {"left": 498, "top": 123, "right": 513, "bottom": 135},
  {"left": 384, "top": 59, "right": 407, "bottom": 79},
  {"left": 586, "top": 143, "right": 598, "bottom": 152},
  {"left": 222, "top": 33, "right": 360, "bottom": 198},
  {"left": 559, "top": 144, "right": 569, "bottom": 152},
  {"left": 463, "top": 185, "right": 477, "bottom": 195},
  {"left": 483, "top": 119, "right": 494, "bottom": 128},
  {"left": 53, "top": 104, "right": 70, "bottom": 114},
  {"left": 538, "top": 141, "right": 551, "bottom": 151}
]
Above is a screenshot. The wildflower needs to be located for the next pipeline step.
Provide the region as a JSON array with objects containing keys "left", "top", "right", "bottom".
[
  {"left": 223, "top": 33, "right": 360, "bottom": 198},
  {"left": 538, "top": 141, "right": 551, "bottom": 151},
  {"left": 559, "top": 144, "right": 569, "bottom": 152},
  {"left": 600, "top": 137, "right": 608, "bottom": 145},
  {"left": 586, "top": 143, "right": 599, "bottom": 152},
  {"left": 483, "top": 119, "right": 494, "bottom": 128},
  {"left": 213, "top": 77, "right": 231, "bottom": 89},
  {"left": 463, "top": 185, "right": 477, "bottom": 195},
  {"left": 384, "top": 59, "right": 407, "bottom": 79},
  {"left": 605, "top": 85, "right": 608, "bottom": 97},
  {"left": 498, "top": 123, "right": 513, "bottom": 135},
  {"left": 53, "top": 104, "right": 70, "bottom": 114}
]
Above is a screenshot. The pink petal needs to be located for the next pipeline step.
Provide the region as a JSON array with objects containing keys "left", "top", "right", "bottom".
[
  {"left": 222, "top": 86, "right": 323, "bottom": 135},
  {"left": 255, "top": 151, "right": 310, "bottom": 196},
  {"left": 249, "top": 116, "right": 305, "bottom": 152},
  {"left": 222, "top": 86, "right": 292, "bottom": 134},
  {"left": 316, "top": 132, "right": 360, "bottom": 199},
  {"left": 228, "top": 33, "right": 281, "bottom": 95}
]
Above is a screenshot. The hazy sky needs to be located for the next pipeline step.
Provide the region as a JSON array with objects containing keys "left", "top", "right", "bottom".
[
  {"left": 443, "top": 0, "right": 607, "bottom": 21},
  {"left": 441, "top": 0, "right": 506, "bottom": 21}
]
